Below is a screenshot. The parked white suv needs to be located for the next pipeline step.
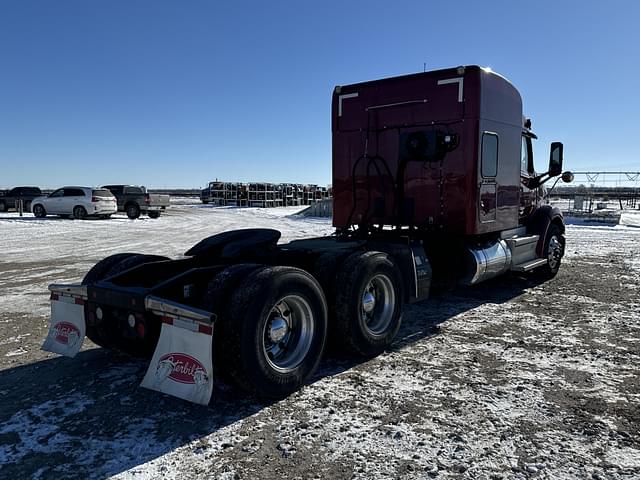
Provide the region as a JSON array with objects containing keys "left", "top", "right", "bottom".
[{"left": 31, "top": 187, "right": 117, "bottom": 219}]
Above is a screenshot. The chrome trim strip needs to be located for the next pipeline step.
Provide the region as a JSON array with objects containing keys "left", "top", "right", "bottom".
[
  {"left": 48, "top": 283, "right": 88, "bottom": 298},
  {"left": 144, "top": 295, "right": 214, "bottom": 324}
]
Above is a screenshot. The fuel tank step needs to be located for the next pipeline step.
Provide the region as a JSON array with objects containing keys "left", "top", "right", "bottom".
[
  {"left": 505, "top": 234, "right": 539, "bottom": 265},
  {"left": 511, "top": 258, "right": 547, "bottom": 272}
]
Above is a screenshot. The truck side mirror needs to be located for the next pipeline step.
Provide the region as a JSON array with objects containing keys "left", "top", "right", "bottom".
[{"left": 548, "top": 142, "right": 563, "bottom": 177}]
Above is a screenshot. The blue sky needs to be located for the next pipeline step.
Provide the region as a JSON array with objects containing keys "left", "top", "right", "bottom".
[{"left": 1, "top": 0, "right": 638, "bottom": 188}]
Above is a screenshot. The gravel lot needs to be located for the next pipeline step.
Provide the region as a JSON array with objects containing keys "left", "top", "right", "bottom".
[{"left": 0, "top": 204, "right": 638, "bottom": 479}]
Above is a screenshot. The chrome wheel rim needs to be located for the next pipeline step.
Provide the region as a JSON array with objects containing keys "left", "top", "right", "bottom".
[
  {"left": 360, "top": 274, "right": 395, "bottom": 336},
  {"left": 548, "top": 235, "right": 563, "bottom": 270},
  {"left": 262, "top": 295, "right": 314, "bottom": 373}
]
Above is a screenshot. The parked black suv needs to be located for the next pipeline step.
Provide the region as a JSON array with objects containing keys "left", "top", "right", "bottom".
[{"left": 0, "top": 186, "right": 42, "bottom": 212}]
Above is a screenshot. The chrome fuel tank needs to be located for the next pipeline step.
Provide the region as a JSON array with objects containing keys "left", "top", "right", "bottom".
[{"left": 463, "top": 239, "right": 512, "bottom": 285}]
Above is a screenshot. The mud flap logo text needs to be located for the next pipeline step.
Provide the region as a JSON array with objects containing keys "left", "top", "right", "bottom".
[
  {"left": 155, "top": 353, "right": 209, "bottom": 388},
  {"left": 53, "top": 322, "right": 81, "bottom": 347}
]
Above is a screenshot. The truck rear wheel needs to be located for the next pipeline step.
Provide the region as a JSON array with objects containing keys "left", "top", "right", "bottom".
[
  {"left": 82, "top": 253, "right": 169, "bottom": 352},
  {"left": 202, "top": 263, "right": 264, "bottom": 383},
  {"left": 0, "top": 201, "right": 6, "bottom": 212},
  {"left": 82, "top": 253, "right": 138, "bottom": 286},
  {"left": 82, "top": 253, "right": 139, "bottom": 348},
  {"left": 219, "top": 266, "right": 327, "bottom": 398},
  {"left": 334, "top": 251, "right": 404, "bottom": 357},
  {"left": 147, "top": 210, "right": 161, "bottom": 219},
  {"left": 104, "top": 253, "right": 169, "bottom": 277}
]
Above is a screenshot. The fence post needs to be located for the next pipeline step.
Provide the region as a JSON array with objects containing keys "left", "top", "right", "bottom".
[{"left": 17, "top": 199, "right": 23, "bottom": 217}]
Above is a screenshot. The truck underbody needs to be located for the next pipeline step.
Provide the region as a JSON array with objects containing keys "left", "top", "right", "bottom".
[{"left": 45, "top": 217, "right": 565, "bottom": 403}]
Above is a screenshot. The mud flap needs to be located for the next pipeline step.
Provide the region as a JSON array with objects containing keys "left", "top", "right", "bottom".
[
  {"left": 42, "top": 293, "right": 86, "bottom": 357},
  {"left": 141, "top": 316, "right": 214, "bottom": 405}
]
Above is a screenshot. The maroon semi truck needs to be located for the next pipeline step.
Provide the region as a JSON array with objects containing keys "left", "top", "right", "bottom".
[{"left": 43, "top": 66, "right": 572, "bottom": 404}]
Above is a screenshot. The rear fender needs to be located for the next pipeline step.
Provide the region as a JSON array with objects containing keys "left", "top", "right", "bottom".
[
  {"left": 185, "top": 228, "right": 281, "bottom": 260},
  {"left": 526, "top": 205, "right": 565, "bottom": 257}
]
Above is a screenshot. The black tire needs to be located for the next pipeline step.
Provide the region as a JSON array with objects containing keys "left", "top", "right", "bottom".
[
  {"left": 312, "top": 251, "right": 350, "bottom": 350},
  {"left": 82, "top": 253, "right": 169, "bottom": 352},
  {"left": 126, "top": 203, "right": 140, "bottom": 219},
  {"left": 82, "top": 253, "right": 139, "bottom": 286},
  {"left": 202, "top": 263, "right": 264, "bottom": 383},
  {"left": 73, "top": 205, "right": 87, "bottom": 220},
  {"left": 147, "top": 210, "right": 161, "bottom": 219},
  {"left": 535, "top": 224, "right": 565, "bottom": 279},
  {"left": 219, "top": 266, "right": 327, "bottom": 398},
  {"left": 33, "top": 204, "right": 46, "bottom": 218},
  {"left": 82, "top": 253, "right": 139, "bottom": 348},
  {"left": 105, "top": 253, "right": 170, "bottom": 278},
  {"left": 334, "top": 251, "right": 404, "bottom": 357},
  {"left": 312, "top": 252, "right": 345, "bottom": 293},
  {"left": 0, "top": 201, "right": 6, "bottom": 212}
]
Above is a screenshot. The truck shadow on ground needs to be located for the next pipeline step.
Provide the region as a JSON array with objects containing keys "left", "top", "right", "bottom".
[{"left": 0, "top": 273, "right": 539, "bottom": 479}]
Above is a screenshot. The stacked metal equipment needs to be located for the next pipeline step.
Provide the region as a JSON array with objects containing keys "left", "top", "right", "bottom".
[{"left": 203, "top": 181, "right": 331, "bottom": 207}]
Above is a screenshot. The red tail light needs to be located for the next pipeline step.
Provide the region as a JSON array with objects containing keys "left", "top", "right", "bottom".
[
  {"left": 144, "top": 194, "right": 150, "bottom": 204},
  {"left": 91, "top": 196, "right": 99, "bottom": 202}
]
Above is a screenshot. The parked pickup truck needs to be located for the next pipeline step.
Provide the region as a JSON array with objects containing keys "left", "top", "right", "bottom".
[
  {"left": 0, "top": 186, "right": 42, "bottom": 212},
  {"left": 101, "top": 185, "right": 170, "bottom": 219}
]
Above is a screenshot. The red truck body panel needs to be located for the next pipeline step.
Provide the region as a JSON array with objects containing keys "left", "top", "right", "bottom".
[{"left": 332, "top": 65, "right": 523, "bottom": 236}]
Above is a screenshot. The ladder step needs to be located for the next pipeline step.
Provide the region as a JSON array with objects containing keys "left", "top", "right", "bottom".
[
  {"left": 511, "top": 258, "right": 547, "bottom": 272},
  {"left": 505, "top": 234, "right": 539, "bottom": 247}
]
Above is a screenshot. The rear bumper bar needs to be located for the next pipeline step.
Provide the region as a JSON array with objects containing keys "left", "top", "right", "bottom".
[
  {"left": 48, "top": 284, "right": 88, "bottom": 298},
  {"left": 48, "top": 284, "right": 214, "bottom": 324},
  {"left": 145, "top": 295, "right": 214, "bottom": 324}
]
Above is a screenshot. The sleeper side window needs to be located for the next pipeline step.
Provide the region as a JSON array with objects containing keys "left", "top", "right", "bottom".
[{"left": 481, "top": 132, "right": 498, "bottom": 178}]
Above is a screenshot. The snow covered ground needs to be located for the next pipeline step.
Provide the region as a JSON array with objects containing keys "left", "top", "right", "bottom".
[{"left": 0, "top": 200, "right": 639, "bottom": 479}]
